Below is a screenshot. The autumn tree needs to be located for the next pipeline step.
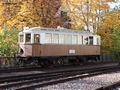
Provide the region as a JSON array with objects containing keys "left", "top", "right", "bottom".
[
  {"left": 112, "top": 26, "right": 120, "bottom": 55},
  {"left": 61, "top": 0, "right": 118, "bottom": 31},
  {"left": 97, "top": 5, "right": 120, "bottom": 53},
  {"left": 0, "top": 0, "right": 68, "bottom": 29},
  {"left": 33, "top": 0, "right": 69, "bottom": 28},
  {"left": 108, "top": 7, "right": 120, "bottom": 54},
  {"left": 0, "top": 24, "right": 21, "bottom": 57}
]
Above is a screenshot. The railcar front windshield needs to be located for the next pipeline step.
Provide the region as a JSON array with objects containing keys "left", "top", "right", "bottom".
[
  {"left": 26, "top": 33, "right": 31, "bottom": 43},
  {"left": 19, "top": 34, "right": 24, "bottom": 43}
]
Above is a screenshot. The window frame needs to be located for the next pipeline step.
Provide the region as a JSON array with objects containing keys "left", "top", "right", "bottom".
[
  {"left": 25, "top": 33, "right": 31, "bottom": 43},
  {"left": 19, "top": 34, "right": 24, "bottom": 43},
  {"left": 72, "top": 35, "right": 78, "bottom": 44},
  {"left": 34, "top": 34, "right": 40, "bottom": 43},
  {"left": 66, "top": 34, "right": 72, "bottom": 44},
  {"left": 45, "top": 33, "right": 52, "bottom": 44},
  {"left": 59, "top": 34, "right": 65, "bottom": 44},
  {"left": 78, "top": 35, "right": 83, "bottom": 44},
  {"left": 53, "top": 34, "right": 59, "bottom": 44}
]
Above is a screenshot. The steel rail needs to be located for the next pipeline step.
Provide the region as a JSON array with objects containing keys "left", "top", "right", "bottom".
[
  {"left": 0, "top": 66, "right": 119, "bottom": 90},
  {"left": 0, "top": 65, "right": 119, "bottom": 83},
  {"left": 96, "top": 80, "right": 120, "bottom": 90},
  {"left": 15, "top": 67, "right": 120, "bottom": 90}
]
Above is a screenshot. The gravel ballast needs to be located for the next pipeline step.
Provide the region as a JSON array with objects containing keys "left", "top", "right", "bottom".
[
  {"left": 36, "top": 71, "right": 120, "bottom": 90},
  {"left": 0, "top": 63, "right": 119, "bottom": 90}
]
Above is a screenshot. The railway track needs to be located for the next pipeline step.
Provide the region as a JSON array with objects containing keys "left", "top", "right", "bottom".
[
  {"left": 0, "top": 65, "right": 120, "bottom": 90},
  {"left": 0, "top": 62, "right": 118, "bottom": 74},
  {"left": 0, "top": 66, "right": 44, "bottom": 74},
  {"left": 96, "top": 80, "right": 120, "bottom": 90}
]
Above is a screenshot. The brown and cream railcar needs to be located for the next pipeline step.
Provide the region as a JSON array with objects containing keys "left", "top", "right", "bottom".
[{"left": 15, "top": 26, "right": 101, "bottom": 67}]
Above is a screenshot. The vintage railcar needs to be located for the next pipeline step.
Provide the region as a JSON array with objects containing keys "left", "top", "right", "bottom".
[{"left": 14, "top": 26, "right": 101, "bottom": 67}]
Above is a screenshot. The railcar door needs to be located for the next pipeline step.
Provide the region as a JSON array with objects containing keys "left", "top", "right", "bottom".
[
  {"left": 33, "top": 34, "right": 41, "bottom": 56},
  {"left": 34, "top": 34, "right": 40, "bottom": 43}
]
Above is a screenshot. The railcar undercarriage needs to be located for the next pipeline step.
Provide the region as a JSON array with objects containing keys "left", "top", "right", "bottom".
[{"left": 14, "top": 55, "right": 100, "bottom": 68}]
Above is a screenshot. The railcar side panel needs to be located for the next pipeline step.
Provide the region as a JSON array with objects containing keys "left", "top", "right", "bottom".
[
  {"left": 32, "top": 44, "right": 41, "bottom": 56},
  {"left": 32, "top": 44, "right": 100, "bottom": 57},
  {"left": 19, "top": 44, "right": 32, "bottom": 57}
]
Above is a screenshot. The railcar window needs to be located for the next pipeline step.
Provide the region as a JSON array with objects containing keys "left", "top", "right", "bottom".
[
  {"left": 89, "top": 37, "right": 93, "bottom": 45},
  {"left": 34, "top": 34, "right": 40, "bottom": 43},
  {"left": 45, "top": 33, "right": 52, "bottom": 43},
  {"left": 84, "top": 37, "right": 88, "bottom": 45},
  {"left": 97, "top": 38, "right": 100, "bottom": 45},
  {"left": 26, "top": 34, "right": 31, "bottom": 43},
  {"left": 78, "top": 35, "right": 83, "bottom": 44},
  {"left": 73, "top": 35, "right": 78, "bottom": 44},
  {"left": 59, "top": 34, "right": 65, "bottom": 44},
  {"left": 20, "top": 34, "right": 24, "bottom": 43},
  {"left": 53, "top": 34, "right": 59, "bottom": 44},
  {"left": 66, "top": 34, "right": 72, "bottom": 44}
]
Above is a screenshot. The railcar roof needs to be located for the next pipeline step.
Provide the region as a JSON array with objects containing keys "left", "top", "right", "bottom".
[{"left": 20, "top": 26, "right": 97, "bottom": 36}]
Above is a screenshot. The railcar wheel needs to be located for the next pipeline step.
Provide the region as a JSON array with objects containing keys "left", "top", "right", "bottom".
[
  {"left": 77, "top": 58, "right": 84, "bottom": 66},
  {"left": 57, "top": 58, "right": 63, "bottom": 65},
  {"left": 39, "top": 61, "right": 46, "bottom": 67},
  {"left": 14, "top": 53, "right": 18, "bottom": 65},
  {"left": 15, "top": 58, "right": 24, "bottom": 66},
  {"left": 47, "top": 60, "right": 55, "bottom": 68}
]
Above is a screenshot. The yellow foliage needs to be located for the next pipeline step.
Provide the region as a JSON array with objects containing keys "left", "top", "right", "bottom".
[
  {"left": 0, "top": 30, "right": 3, "bottom": 35},
  {"left": 0, "top": 0, "right": 67, "bottom": 29},
  {"left": 61, "top": 0, "right": 115, "bottom": 31},
  {"left": 96, "top": 29, "right": 113, "bottom": 53}
]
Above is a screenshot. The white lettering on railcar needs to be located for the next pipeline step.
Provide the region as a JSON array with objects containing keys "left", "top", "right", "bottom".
[{"left": 69, "top": 50, "right": 75, "bottom": 54}]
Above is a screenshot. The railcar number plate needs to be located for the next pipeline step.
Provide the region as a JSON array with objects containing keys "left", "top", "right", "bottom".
[{"left": 69, "top": 50, "right": 75, "bottom": 54}]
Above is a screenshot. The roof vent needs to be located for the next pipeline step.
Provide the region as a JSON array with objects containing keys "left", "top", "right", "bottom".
[
  {"left": 24, "top": 27, "right": 29, "bottom": 31},
  {"left": 57, "top": 26, "right": 64, "bottom": 29}
]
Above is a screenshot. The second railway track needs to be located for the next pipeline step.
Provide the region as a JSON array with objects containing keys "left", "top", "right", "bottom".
[{"left": 0, "top": 65, "right": 120, "bottom": 90}]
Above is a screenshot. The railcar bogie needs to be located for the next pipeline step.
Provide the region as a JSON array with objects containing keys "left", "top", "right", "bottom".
[{"left": 15, "top": 55, "right": 100, "bottom": 67}]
